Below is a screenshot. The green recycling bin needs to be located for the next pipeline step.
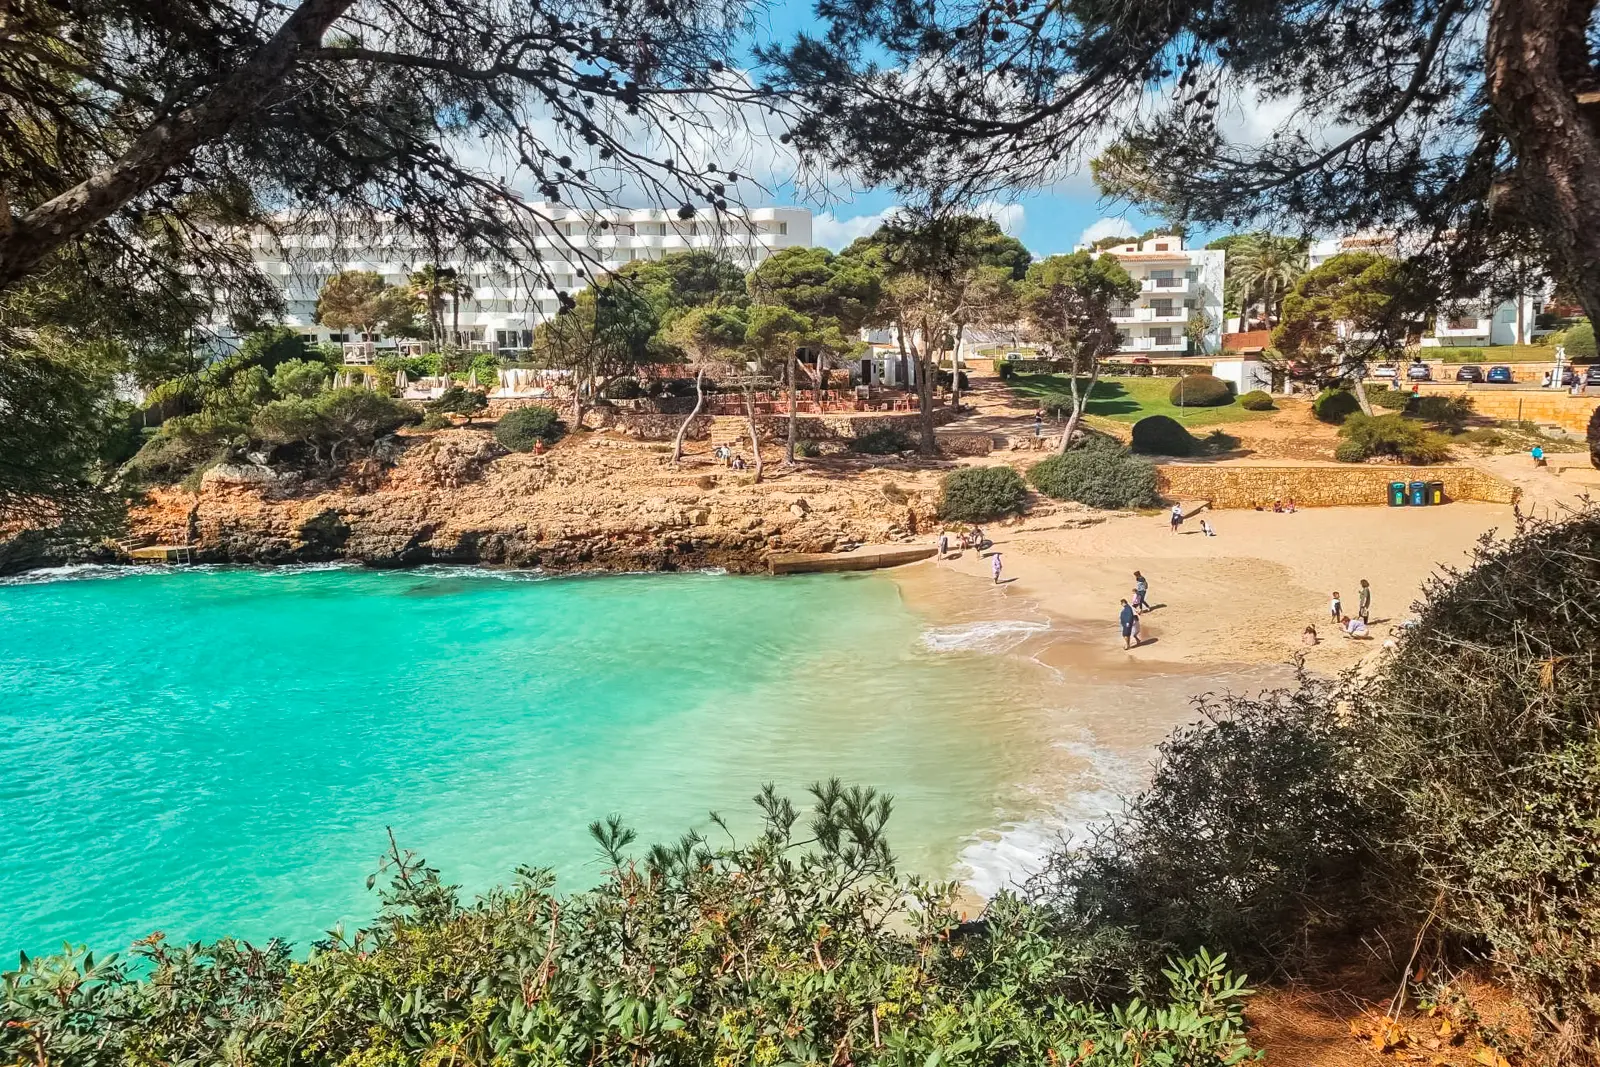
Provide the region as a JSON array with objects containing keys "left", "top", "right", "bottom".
[
  {"left": 1409, "top": 481, "right": 1428, "bottom": 506},
  {"left": 1428, "top": 481, "right": 1444, "bottom": 505},
  {"left": 1389, "top": 481, "right": 1407, "bottom": 507}
]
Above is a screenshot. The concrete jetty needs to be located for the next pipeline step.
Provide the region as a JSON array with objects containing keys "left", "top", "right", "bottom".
[{"left": 767, "top": 544, "right": 935, "bottom": 575}]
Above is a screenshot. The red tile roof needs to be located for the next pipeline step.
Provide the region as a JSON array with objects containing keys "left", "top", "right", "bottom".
[{"left": 1224, "top": 330, "right": 1274, "bottom": 351}]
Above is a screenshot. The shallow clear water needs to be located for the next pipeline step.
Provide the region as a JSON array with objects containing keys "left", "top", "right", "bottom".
[{"left": 0, "top": 565, "right": 1083, "bottom": 959}]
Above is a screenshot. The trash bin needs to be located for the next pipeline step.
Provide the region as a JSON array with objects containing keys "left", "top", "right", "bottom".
[
  {"left": 1428, "top": 481, "right": 1445, "bottom": 505},
  {"left": 1409, "top": 480, "right": 1428, "bottom": 507},
  {"left": 1389, "top": 481, "right": 1408, "bottom": 507}
]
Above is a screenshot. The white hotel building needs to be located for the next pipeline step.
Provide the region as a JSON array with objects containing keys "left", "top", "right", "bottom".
[
  {"left": 234, "top": 205, "right": 813, "bottom": 352},
  {"left": 1088, "top": 234, "right": 1226, "bottom": 356}
]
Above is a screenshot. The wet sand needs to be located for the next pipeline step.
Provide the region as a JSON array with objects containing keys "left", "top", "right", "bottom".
[{"left": 890, "top": 500, "right": 1513, "bottom": 899}]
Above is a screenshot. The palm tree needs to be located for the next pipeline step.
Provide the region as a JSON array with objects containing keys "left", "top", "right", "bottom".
[
  {"left": 1229, "top": 235, "right": 1307, "bottom": 329},
  {"left": 408, "top": 265, "right": 448, "bottom": 349}
]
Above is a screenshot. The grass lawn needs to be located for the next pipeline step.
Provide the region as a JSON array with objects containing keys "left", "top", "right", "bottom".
[
  {"left": 1427, "top": 344, "right": 1559, "bottom": 363},
  {"left": 1009, "top": 374, "right": 1275, "bottom": 428}
]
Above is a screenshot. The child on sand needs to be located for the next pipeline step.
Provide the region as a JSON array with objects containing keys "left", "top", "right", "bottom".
[
  {"left": 1329, "top": 591, "right": 1342, "bottom": 622},
  {"left": 1132, "top": 571, "right": 1149, "bottom": 613},
  {"left": 1302, "top": 625, "right": 1319, "bottom": 646},
  {"left": 1199, "top": 519, "right": 1214, "bottom": 537},
  {"left": 991, "top": 552, "right": 1003, "bottom": 584}
]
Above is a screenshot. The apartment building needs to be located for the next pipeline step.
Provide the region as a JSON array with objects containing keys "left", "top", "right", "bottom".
[
  {"left": 1307, "top": 232, "right": 1549, "bottom": 348},
  {"left": 231, "top": 205, "right": 813, "bottom": 352},
  {"left": 1090, "top": 235, "right": 1225, "bottom": 356}
]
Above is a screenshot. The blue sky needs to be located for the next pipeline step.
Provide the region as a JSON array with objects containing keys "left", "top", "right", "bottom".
[{"left": 741, "top": 0, "right": 1165, "bottom": 256}]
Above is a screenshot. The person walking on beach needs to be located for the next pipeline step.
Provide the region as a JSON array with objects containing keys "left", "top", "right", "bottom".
[
  {"left": 991, "top": 552, "right": 1004, "bottom": 584},
  {"left": 1132, "top": 571, "right": 1149, "bottom": 613},
  {"left": 938, "top": 530, "right": 950, "bottom": 557},
  {"left": 1120, "top": 598, "right": 1138, "bottom": 649},
  {"left": 1329, "top": 591, "right": 1342, "bottom": 623},
  {"left": 1170, "top": 503, "right": 1184, "bottom": 533},
  {"left": 1357, "top": 579, "right": 1371, "bottom": 624}
]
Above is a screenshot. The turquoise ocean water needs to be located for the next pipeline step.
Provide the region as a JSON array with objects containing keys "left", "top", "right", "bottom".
[{"left": 0, "top": 565, "right": 1073, "bottom": 960}]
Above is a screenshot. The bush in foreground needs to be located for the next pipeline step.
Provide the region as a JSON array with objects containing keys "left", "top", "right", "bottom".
[
  {"left": 0, "top": 785, "right": 1260, "bottom": 1067},
  {"left": 1169, "top": 373, "right": 1233, "bottom": 407},
  {"left": 1237, "top": 390, "right": 1275, "bottom": 411},
  {"left": 1029, "top": 443, "right": 1161, "bottom": 510},
  {"left": 1130, "top": 414, "right": 1198, "bottom": 456},
  {"left": 1369, "top": 387, "right": 1413, "bottom": 411},
  {"left": 1312, "top": 388, "right": 1361, "bottom": 423},
  {"left": 938, "top": 465, "right": 1027, "bottom": 521},
  {"left": 1334, "top": 413, "right": 1452, "bottom": 464},
  {"left": 494, "top": 406, "right": 564, "bottom": 451}
]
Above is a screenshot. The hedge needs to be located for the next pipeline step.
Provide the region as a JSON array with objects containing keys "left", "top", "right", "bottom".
[
  {"left": 1312, "top": 388, "right": 1361, "bottom": 423},
  {"left": 1238, "top": 390, "right": 1275, "bottom": 411},
  {"left": 1168, "top": 373, "right": 1233, "bottom": 407},
  {"left": 1028, "top": 445, "right": 1161, "bottom": 510},
  {"left": 1131, "top": 414, "right": 1198, "bottom": 457},
  {"left": 938, "top": 465, "right": 1028, "bottom": 521}
]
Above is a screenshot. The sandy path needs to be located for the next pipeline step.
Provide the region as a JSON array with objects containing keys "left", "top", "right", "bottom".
[{"left": 921, "top": 501, "right": 1514, "bottom": 671}]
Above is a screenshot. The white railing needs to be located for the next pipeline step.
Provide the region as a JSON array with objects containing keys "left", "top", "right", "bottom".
[
  {"left": 1140, "top": 277, "right": 1191, "bottom": 294},
  {"left": 1437, "top": 320, "right": 1489, "bottom": 336}
]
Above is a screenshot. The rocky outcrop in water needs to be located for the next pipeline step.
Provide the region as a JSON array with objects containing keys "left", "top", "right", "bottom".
[{"left": 127, "top": 429, "right": 946, "bottom": 573}]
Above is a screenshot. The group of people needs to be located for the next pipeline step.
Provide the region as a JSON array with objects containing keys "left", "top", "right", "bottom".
[
  {"left": 1254, "top": 499, "right": 1298, "bottom": 513},
  {"left": 1119, "top": 570, "right": 1154, "bottom": 649},
  {"left": 1168, "top": 505, "right": 1216, "bottom": 537},
  {"left": 1303, "top": 578, "right": 1374, "bottom": 645},
  {"left": 711, "top": 445, "right": 748, "bottom": 470},
  {"left": 935, "top": 526, "right": 988, "bottom": 556}
]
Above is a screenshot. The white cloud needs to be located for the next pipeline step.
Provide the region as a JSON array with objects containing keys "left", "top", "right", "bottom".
[
  {"left": 813, "top": 208, "right": 900, "bottom": 250},
  {"left": 973, "top": 200, "right": 1026, "bottom": 235},
  {"left": 1077, "top": 217, "right": 1137, "bottom": 247}
]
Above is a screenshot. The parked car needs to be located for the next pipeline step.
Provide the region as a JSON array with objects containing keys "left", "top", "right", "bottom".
[
  {"left": 1586, "top": 365, "right": 1600, "bottom": 386},
  {"left": 1486, "top": 365, "right": 1515, "bottom": 384},
  {"left": 1131, "top": 356, "right": 1152, "bottom": 364},
  {"left": 1455, "top": 365, "right": 1484, "bottom": 383},
  {"left": 1372, "top": 363, "right": 1400, "bottom": 380},
  {"left": 1558, "top": 367, "right": 1580, "bottom": 387},
  {"left": 1407, "top": 363, "right": 1433, "bottom": 381}
]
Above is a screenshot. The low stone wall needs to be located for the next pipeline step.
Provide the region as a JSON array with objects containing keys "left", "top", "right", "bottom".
[
  {"left": 1432, "top": 388, "right": 1600, "bottom": 434},
  {"left": 607, "top": 410, "right": 950, "bottom": 443},
  {"left": 1156, "top": 464, "right": 1519, "bottom": 509},
  {"left": 936, "top": 432, "right": 996, "bottom": 457},
  {"left": 485, "top": 398, "right": 564, "bottom": 419}
]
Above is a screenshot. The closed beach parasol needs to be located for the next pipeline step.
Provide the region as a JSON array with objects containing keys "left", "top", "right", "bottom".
[{"left": 467, "top": 367, "right": 479, "bottom": 389}]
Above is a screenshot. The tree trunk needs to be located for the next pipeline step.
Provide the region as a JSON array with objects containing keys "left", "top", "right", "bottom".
[
  {"left": 0, "top": 0, "right": 359, "bottom": 291},
  {"left": 744, "top": 388, "right": 763, "bottom": 484},
  {"left": 1486, "top": 0, "right": 1600, "bottom": 327},
  {"left": 915, "top": 346, "right": 936, "bottom": 456},
  {"left": 814, "top": 350, "right": 826, "bottom": 408},
  {"left": 451, "top": 295, "right": 461, "bottom": 348},
  {"left": 1351, "top": 375, "right": 1375, "bottom": 416},
  {"left": 951, "top": 323, "right": 965, "bottom": 411},
  {"left": 1059, "top": 358, "right": 1100, "bottom": 453},
  {"left": 671, "top": 366, "right": 705, "bottom": 465},
  {"left": 785, "top": 353, "right": 797, "bottom": 464}
]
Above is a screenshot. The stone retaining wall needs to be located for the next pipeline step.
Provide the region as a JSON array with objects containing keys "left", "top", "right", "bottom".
[
  {"left": 606, "top": 410, "right": 951, "bottom": 443},
  {"left": 1411, "top": 384, "right": 1600, "bottom": 433},
  {"left": 1156, "top": 464, "right": 1519, "bottom": 509}
]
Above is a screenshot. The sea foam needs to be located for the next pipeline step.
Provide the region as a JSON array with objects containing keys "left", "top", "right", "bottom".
[{"left": 920, "top": 619, "right": 1051, "bottom": 654}]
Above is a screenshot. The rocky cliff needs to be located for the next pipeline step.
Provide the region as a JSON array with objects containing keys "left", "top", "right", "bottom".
[{"left": 125, "top": 429, "right": 947, "bottom": 573}]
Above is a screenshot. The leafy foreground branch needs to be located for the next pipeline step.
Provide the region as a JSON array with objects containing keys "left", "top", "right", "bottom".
[{"left": 1, "top": 781, "right": 1259, "bottom": 1067}]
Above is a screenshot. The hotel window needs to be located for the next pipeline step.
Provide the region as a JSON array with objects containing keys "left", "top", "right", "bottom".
[
  {"left": 1151, "top": 327, "right": 1174, "bottom": 343},
  {"left": 778, "top": 221, "right": 788, "bottom": 235},
  {"left": 1152, "top": 299, "right": 1173, "bottom": 316}
]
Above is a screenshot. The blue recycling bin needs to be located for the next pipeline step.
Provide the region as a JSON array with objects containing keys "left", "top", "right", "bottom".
[
  {"left": 1409, "top": 480, "right": 1427, "bottom": 506},
  {"left": 1389, "top": 481, "right": 1407, "bottom": 507}
]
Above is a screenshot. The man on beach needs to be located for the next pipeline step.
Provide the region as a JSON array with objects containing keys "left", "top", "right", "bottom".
[
  {"left": 991, "top": 552, "right": 1004, "bottom": 584},
  {"left": 1120, "top": 599, "right": 1138, "bottom": 649},
  {"left": 1358, "top": 579, "right": 1371, "bottom": 624}
]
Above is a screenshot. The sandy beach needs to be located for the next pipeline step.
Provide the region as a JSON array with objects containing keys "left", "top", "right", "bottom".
[{"left": 915, "top": 500, "right": 1517, "bottom": 673}]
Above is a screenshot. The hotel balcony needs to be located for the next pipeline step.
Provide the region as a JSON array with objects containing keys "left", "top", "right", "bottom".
[
  {"left": 1119, "top": 337, "right": 1191, "bottom": 353},
  {"left": 1112, "top": 306, "right": 1190, "bottom": 324},
  {"left": 1139, "top": 277, "right": 1191, "bottom": 294}
]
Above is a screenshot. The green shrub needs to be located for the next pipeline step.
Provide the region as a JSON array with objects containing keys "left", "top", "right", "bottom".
[
  {"left": 419, "top": 411, "right": 452, "bottom": 431},
  {"left": 253, "top": 388, "right": 418, "bottom": 465},
  {"left": 269, "top": 359, "right": 331, "bottom": 399},
  {"left": 937, "top": 465, "right": 1027, "bottom": 521},
  {"left": 794, "top": 439, "right": 821, "bottom": 458},
  {"left": 121, "top": 427, "right": 224, "bottom": 485},
  {"left": 1563, "top": 320, "right": 1595, "bottom": 358},
  {"left": 1130, "top": 414, "right": 1198, "bottom": 456},
  {"left": 1412, "top": 393, "right": 1473, "bottom": 430},
  {"left": 494, "top": 406, "right": 563, "bottom": 451},
  {"left": 1237, "top": 389, "right": 1275, "bottom": 411},
  {"left": 997, "top": 360, "right": 1014, "bottom": 380},
  {"left": 848, "top": 427, "right": 915, "bottom": 454},
  {"left": 0, "top": 786, "right": 1260, "bottom": 1067},
  {"left": 1335, "top": 413, "right": 1452, "bottom": 463},
  {"left": 1168, "top": 373, "right": 1233, "bottom": 407},
  {"left": 428, "top": 386, "right": 488, "bottom": 424},
  {"left": 1369, "top": 388, "right": 1413, "bottom": 411},
  {"left": 1028, "top": 446, "right": 1161, "bottom": 510},
  {"left": 1437, "top": 345, "right": 1484, "bottom": 363},
  {"left": 1312, "top": 388, "right": 1361, "bottom": 423}
]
